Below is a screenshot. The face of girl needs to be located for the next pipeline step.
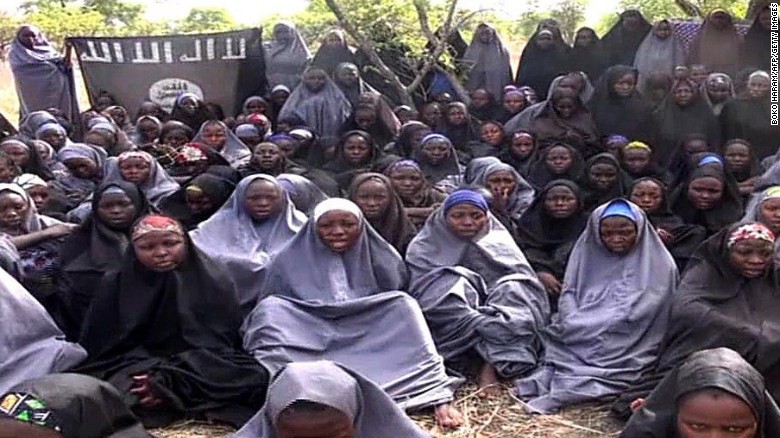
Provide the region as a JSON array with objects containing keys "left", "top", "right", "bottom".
[
  {"left": 728, "top": 238, "right": 775, "bottom": 279},
  {"left": 673, "top": 83, "right": 695, "bottom": 106},
  {"left": 575, "top": 29, "right": 594, "bottom": 47},
  {"left": 276, "top": 408, "right": 355, "bottom": 438},
  {"left": 760, "top": 197, "right": 780, "bottom": 233},
  {"left": 40, "top": 130, "right": 66, "bottom": 149},
  {"left": 201, "top": 124, "right": 227, "bottom": 149},
  {"left": 684, "top": 138, "right": 709, "bottom": 156},
  {"left": 677, "top": 390, "right": 758, "bottom": 438},
  {"left": 336, "top": 64, "right": 359, "bottom": 87},
  {"left": 244, "top": 179, "right": 283, "bottom": 221},
  {"left": 1, "top": 144, "right": 30, "bottom": 167},
  {"left": 64, "top": 157, "right": 99, "bottom": 179},
  {"left": 511, "top": 134, "right": 534, "bottom": 159},
  {"left": 471, "top": 90, "right": 490, "bottom": 108},
  {"left": 588, "top": 162, "right": 619, "bottom": 191},
  {"left": 354, "top": 109, "right": 377, "bottom": 131},
  {"left": 724, "top": 143, "right": 751, "bottom": 171},
  {"left": 26, "top": 186, "right": 50, "bottom": 212},
  {"left": 118, "top": 157, "right": 152, "bottom": 184},
  {"left": 97, "top": 191, "right": 137, "bottom": 229},
  {"left": 107, "top": 107, "right": 126, "bottom": 125},
  {"left": 622, "top": 149, "right": 651, "bottom": 174},
  {"left": 599, "top": 216, "right": 637, "bottom": 254},
  {"left": 317, "top": 211, "right": 362, "bottom": 253},
  {"left": 546, "top": 146, "right": 573, "bottom": 174},
  {"left": 34, "top": 142, "right": 51, "bottom": 161},
  {"left": 421, "top": 104, "right": 442, "bottom": 126},
  {"left": 343, "top": 135, "right": 371, "bottom": 165},
  {"left": 486, "top": 170, "right": 516, "bottom": 196},
  {"left": 480, "top": 123, "right": 504, "bottom": 146},
  {"left": 353, "top": 179, "right": 391, "bottom": 220},
  {"left": 544, "top": 185, "right": 579, "bottom": 219},
  {"left": 706, "top": 81, "right": 731, "bottom": 103},
  {"left": 0, "top": 192, "right": 28, "bottom": 231},
  {"left": 179, "top": 97, "right": 198, "bottom": 115},
  {"left": 245, "top": 99, "right": 267, "bottom": 114},
  {"left": 390, "top": 167, "right": 424, "bottom": 200},
  {"left": 273, "top": 139, "right": 300, "bottom": 159},
  {"left": 630, "top": 180, "right": 664, "bottom": 214},
  {"left": 613, "top": 73, "right": 637, "bottom": 98},
  {"left": 162, "top": 129, "right": 190, "bottom": 147},
  {"left": 304, "top": 70, "right": 327, "bottom": 93},
  {"left": 447, "top": 105, "right": 467, "bottom": 125},
  {"left": 409, "top": 129, "right": 431, "bottom": 151},
  {"left": 133, "top": 231, "right": 188, "bottom": 272},
  {"left": 138, "top": 120, "right": 161, "bottom": 143},
  {"left": 503, "top": 93, "right": 525, "bottom": 113},
  {"left": 0, "top": 161, "right": 18, "bottom": 183},
  {"left": 536, "top": 34, "right": 553, "bottom": 49},
  {"left": 272, "top": 90, "right": 290, "bottom": 106},
  {"left": 690, "top": 65, "right": 710, "bottom": 85},
  {"left": 446, "top": 204, "right": 488, "bottom": 240},
  {"left": 421, "top": 139, "right": 450, "bottom": 165},
  {"left": 553, "top": 97, "right": 577, "bottom": 119},
  {"left": 687, "top": 176, "right": 724, "bottom": 210},
  {"left": 253, "top": 143, "right": 284, "bottom": 170},
  {"left": 748, "top": 75, "right": 771, "bottom": 99},
  {"left": 186, "top": 190, "right": 214, "bottom": 215},
  {"left": 653, "top": 21, "right": 672, "bottom": 39}
]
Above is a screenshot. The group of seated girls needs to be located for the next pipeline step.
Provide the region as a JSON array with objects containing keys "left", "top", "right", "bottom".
[{"left": 2, "top": 5, "right": 780, "bottom": 436}]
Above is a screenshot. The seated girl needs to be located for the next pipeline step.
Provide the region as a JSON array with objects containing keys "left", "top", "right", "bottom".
[
  {"left": 193, "top": 120, "right": 252, "bottom": 168},
  {"left": 406, "top": 189, "right": 550, "bottom": 395},
  {"left": 414, "top": 134, "right": 464, "bottom": 187},
  {"left": 497, "top": 130, "right": 538, "bottom": 177},
  {"left": 59, "top": 181, "right": 152, "bottom": 336},
  {"left": 158, "top": 166, "right": 239, "bottom": 230},
  {"left": 234, "top": 361, "right": 430, "bottom": 437},
  {"left": 349, "top": 173, "right": 416, "bottom": 255},
  {"left": 242, "top": 199, "right": 463, "bottom": 427},
  {"left": 0, "top": 137, "right": 53, "bottom": 181},
  {"left": 618, "top": 141, "right": 671, "bottom": 184},
  {"left": 516, "top": 199, "right": 677, "bottom": 414},
  {"left": 475, "top": 161, "right": 535, "bottom": 228},
  {"left": 191, "top": 175, "right": 306, "bottom": 312},
  {"left": 630, "top": 177, "right": 706, "bottom": 270},
  {"left": 277, "top": 173, "right": 329, "bottom": 216},
  {"left": 76, "top": 214, "right": 269, "bottom": 428},
  {"left": 527, "top": 143, "right": 585, "bottom": 190},
  {"left": 240, "top": 141, "right": 338, "bottom": 196},
  {"left": 669, "top": 165, "right": 744, "bottom": 236},
  {"left": 723, "top": 138, "right": 761, "bottom": 198},
  {"left": 50, "top": 144, "right": 104, "bottom": 208},
  {"left": 0, "top": 267, "right": 86, "bottom": 393},
  {"left": 105, "top": 151, "right": 180, "bottom": 207},
  {"left": 322, "top": 130, "right": 395, "bottom": 191},
  {"left": 621, "top": 348, "right": 780, "bottom": 437},
  {"left": 385, "top": 160, "right": 446, "bottom": 229},
  {"left": 278, "top": 67, "right": 353, "bottom": 140},
  {"left": 743, "top": 186, "right": 780, "bottom": 237},
  {"left": 516, "top": 180, "right": 587, "bottom": 307},
  {"left": 579, "top": 153, "right": 632, "bottom": 212}
]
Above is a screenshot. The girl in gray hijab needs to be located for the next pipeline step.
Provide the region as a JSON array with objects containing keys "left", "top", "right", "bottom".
[
  {"left": 0, "top": 267, "right": 86, "bottom": 393},
  {"left": 191, "top": 174, "right": 306, "bottom": 311},
  {"left": 278, "top": 67, "right": 353, "bottom": 141},
  {"left": 263, "top": 22, "right": 311, "bottom": 90},
  {"left": 633, "top": 20, "right": 685, "bottom": 93},
  {"left": 192, "top": 120, "right": 252, "bottom": 168},
  {"left": 516, "top": 199, "right": 677, "bottom": 413},
  {"left": 232, "top": 361, "right": 430, "bottom": 438},
  {"left": 463, "top": 23, "right": 513, "bottom": 102},
  {"left": 406, "top": 189, "right": 550, "bottom": 395},
  {"left": 242, "top": 198, "right": 463, "bottom": 427}
]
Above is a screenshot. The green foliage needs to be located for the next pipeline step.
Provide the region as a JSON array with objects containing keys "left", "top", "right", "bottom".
[
  {"left": 617, "top": 0, "right": 748, "bottom": 21},
  {"left": 83, "top": 0, "right": 145, "bottom": 27},
  {"left": 26, "top": 4, "right": 107, "bottom": 46},
  {"left": 174, "top": 7, "right": 239, "bottom": 34}
]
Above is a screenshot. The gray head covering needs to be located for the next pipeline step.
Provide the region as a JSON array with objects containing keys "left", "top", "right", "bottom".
[
  {"left": 622, "top": 347, "right": 780, "bottom": 437},
  {"left": 701, "top": 72, "right": 736, "bottom": 116},
  {"left": 633, "top": 20, "right": 685, "bottom": 89},
  {"left": 21, "top": 110, "right": 58, "bottom": 139},
  {"left": 104, "top": 151, "right": 180, "bottom": 205},
  {"left": 743, "top": 186, "right": 780, "bottom": 223},
  {"left": 232, "top": 361, "right": 430, "bottom": 437},
  {"left": 191, "top": 174, "right": 306, "bottom": 309},
  {"left": 263, "top": 21, "right": 312, "bottom": 90},
  {"left": 516, "top": 199, "right": 678, "bottom": 413},
  {"left": 278, "top": 69, "right": 353, "bottom": 139},
  {"left": 52, "top": 143, "right": 106, "bottom": 204},
  {"left": 0, "top": 183, "right": 62, "bottom": 233},
  {"left": 259, "top": 198, "right": 407, "bottom": 303},
  {"left": 192, "top": 121, "right": 252, "bottom": 168},
  {"left": 475, "top": 161, "right": 535, "bottom": 219},
  {"left": 463, "top": 23, "right": 513, "bottom": 100},
  {"left": 277, "top": 173, "right": 329, "bottom": 216},
  {"left": 0, "top": 266, "right": 86, "bottom": 393}
]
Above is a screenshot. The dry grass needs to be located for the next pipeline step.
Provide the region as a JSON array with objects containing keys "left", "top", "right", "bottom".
[{"left": 152, "top": 383, "right": 625, "bottom": 438}]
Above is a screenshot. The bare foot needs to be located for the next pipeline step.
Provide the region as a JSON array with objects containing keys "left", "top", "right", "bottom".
[
  {"left": 434, "top": 403, "right": 463, "bottom": 428},
  {"left": 477, "top": 363, "right": 501, "bottom": 398},
  {"left": 630, "top": 398, "right": 646, "bottom": 413}
]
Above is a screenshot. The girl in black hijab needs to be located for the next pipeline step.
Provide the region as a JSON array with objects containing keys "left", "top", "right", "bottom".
[
  {"left": 76, "top": 214, "right": 269, "bottom": 429},
  {"left": 515, "top": 27, "right": 569, "bottom": 100},
  {"left": 311, "top": 29, "right": 356, "bottom": 76},
  {"left": 588, "top": 65, "right": 655, "bottom": 145},
  {"left": 497, "top": 130, "right": 539, "bottom": 176},
  {"left": 516, "top": 179, "right": 587, "bottom": 306},
  {"left": 742, "top": 5, "right": 772, "bottom": 71},
  {"left": 579, "top": 152, "right": 632, "bottom": 212},
  {"left": 169, "top": 93, "right": 215, "bottom": 132},
  {"left": 669, "top": 164, "right": 743, "bottom": 236},
  {"left": 630, "top": 177, "right": 706, "bottom": 270},
  {"left": 60, "top": 181, "right": 152, "bottom": 337},
  {"left": 567, "top": 27, "right": 607, "bottom": 81},
  {"left": 0, "top": 137, "right": 54, "bottom": 180},
  {"left": 600, "top": 9, "right": 652, "bottom": 66},
  {"left": 721, "top": 71, "right": 780, "bottom": 161},
  {"left": 437, "top": 101, "right": 481, "bottom": 155},
  {"left": 527, "top": 142, "right": 585, "bottom": 189},
  {"left": 158, "top": 166, "right": 239, "bottom": 230},
  {"left": 349, "top": 173, "right": 416, "bottom": 255},
  {"left": 322, "top": 130, "right": 394, "bottom": 191}
]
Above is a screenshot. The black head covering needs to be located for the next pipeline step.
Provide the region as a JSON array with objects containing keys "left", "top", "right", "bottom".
[
  {"left": 169, "top": 95, "right": 215, "bottom": 132},
  {"left": 743, "top": 5, "right": 771, "bottom": 71},
  {"left": 669, "top": 164, "right": 743, "bottom": 235},
  {"left": 515, "top": 24, "right": 570, "bottom": 99},
  {"left": 0, "top": 136, "right": 54, "bottom": 180},
  {"left": 588, "top": 65, "right": 655, "bottom": 144},
  {"left": 0, "top": 373, "right": 151, "bottom": 438},
  {"left": 158, "top": 169, "right": 237, "bottom": 230},
  {"left": 567, "top": 27, "right": 608, "bottom": 80},
  {"left": 600, "top": 9, "right": 652, "bottom": 66},
  {"left": 579, "top": 152, "right": 632, "bottom": 211},
  {"left": 527, "top": 142, "right": 586, "bottom": 190},
  {"left": 311, "top": 29, "right": 356, "bottom": 75},
  {"left": 392, "top": 121, "right": 432, "bottom": 158},
  {"left": 622, "top": 347, "right": 780, "bottom": 438},
  {"left": 497, "top": 130, "right": 539, "bottom": 176}
]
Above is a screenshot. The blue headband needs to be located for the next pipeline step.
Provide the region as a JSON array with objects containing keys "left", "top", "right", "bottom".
[
  {"left": 420, "top": 133, "right": 452, "bottom": 146},
  {"left": 444, "top": 189, "right": 489, "bottom": 214},
  {"left": 698, "top": 153, "right": 724, "bottom": 167},
  {"left": 606, "top": 134, "right": 629, "bottom": 144},
  {"left": 600, "top": 199, "right": 637, "bottom": 222},
  {"left": 267, "top": 133, "right": 295, "bottom": 143},
  {"left": 235, "top": 124, "right": 260, "bottom": 137}
]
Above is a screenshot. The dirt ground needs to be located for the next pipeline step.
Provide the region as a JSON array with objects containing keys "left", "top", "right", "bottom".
[{"left": 153, "top": 383, "right": 625, "bottom": 438}]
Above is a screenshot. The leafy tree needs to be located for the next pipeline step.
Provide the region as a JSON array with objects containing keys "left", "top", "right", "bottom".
[
  {"left": 25, "top": 4, "right": 106, "bottom": 47},
  {"left": 550, "top": 0, "right": 587, "bottom": 43},
  {"left": 617, "top": 0, "right": 747, "bottom": 20},
  {"left": 83, "top": 0, "right": 145, "bottom": 27},
  {"left": 174, "top": 7, "right": 238, "bottom": 34}
]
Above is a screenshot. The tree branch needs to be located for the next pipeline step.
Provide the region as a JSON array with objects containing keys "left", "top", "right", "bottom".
[
  {"left": 406, "top": 0, "right": 460, "bottom": 96},
  {"left": 414, "top": 0, "right": 438, "bottom": 47}
]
